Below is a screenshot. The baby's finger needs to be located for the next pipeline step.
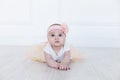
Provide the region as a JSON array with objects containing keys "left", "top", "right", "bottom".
[
  {"left": 66, "top": 66, "right": 70, "bottom": 70},
  {"left": 68, "top": 66, "right": 70, "bottom": 70},
  {"left": 62, "top": 65, "right": 68, "bottom": 70},
  {"left": 61, "top": 65, "right": 66, "bottom": 70},
  {"left": 62, "top": 66, "right": 66, "bottom": 70},
  {"left": 56, "top": 66, "right": 59, "bottom": 69},
  {"left": 62, "top": 65, "right": 65, "bottom": 70},
  {"left": 59, "top": 65, "right": 63, "bottom": 70},
  {"left": 56, "top": 64, "right": 59, "bottom": 69}
]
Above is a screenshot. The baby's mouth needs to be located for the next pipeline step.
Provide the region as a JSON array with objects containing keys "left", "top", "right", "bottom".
[{"left": 55, "top": 41, "right": 60, "bottom": 43}]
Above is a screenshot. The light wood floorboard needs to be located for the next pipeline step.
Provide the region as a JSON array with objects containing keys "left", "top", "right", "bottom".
[{"left": 0, "top": 46, "right": 120, "bottom": 80}]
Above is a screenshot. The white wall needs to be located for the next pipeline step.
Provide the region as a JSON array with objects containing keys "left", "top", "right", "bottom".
[{"left": 0, "top": 0, "right": 120, "bottom": 47}]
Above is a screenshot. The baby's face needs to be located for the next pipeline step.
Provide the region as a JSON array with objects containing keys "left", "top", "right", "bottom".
[{"left": 48, "top": 29, "right": 66, "bottom": 47}]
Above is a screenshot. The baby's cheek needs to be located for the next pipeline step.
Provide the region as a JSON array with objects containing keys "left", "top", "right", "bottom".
[{"left": 61, "top": 38, "right": 65, "bottom": 43}]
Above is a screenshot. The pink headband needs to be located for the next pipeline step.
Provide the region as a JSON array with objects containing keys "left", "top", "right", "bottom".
[{"left": 48, "top": 24, "right": 69, "bottom": 34}]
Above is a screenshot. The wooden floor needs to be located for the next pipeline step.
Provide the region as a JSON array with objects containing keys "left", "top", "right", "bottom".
[{"left": 0, "top": 46, "right": 120, "bottom": 80}]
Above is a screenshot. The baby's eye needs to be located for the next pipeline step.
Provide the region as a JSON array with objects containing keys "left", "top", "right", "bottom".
[
  {"left": 59, "top": 34, "right": 62, "bottom": 37},
  {"left": 51, "top": 34, "right": 55, "bottom": 37}
]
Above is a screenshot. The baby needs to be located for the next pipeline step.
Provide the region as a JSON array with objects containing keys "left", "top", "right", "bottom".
[{"left": 44, "top": 23, "right": 71, "bottom": 70}]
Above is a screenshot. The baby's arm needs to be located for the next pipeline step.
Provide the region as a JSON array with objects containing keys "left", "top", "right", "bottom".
[
  {"left": 59, "top": 51, "right": 71, "bottom": 70},
  {"left": 44, "top": 52, "right": 60, "bottom": 69},
  {"left": 61, "top": 51, "right": 71, "bottom": 64}
]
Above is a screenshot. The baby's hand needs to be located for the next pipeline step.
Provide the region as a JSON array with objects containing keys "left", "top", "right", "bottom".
[
  {"left": 58, "top": 63, "right": 70, "bottom": 70},
  {"left": 55, "top": 63, "right": 60, "bottom": 69}
]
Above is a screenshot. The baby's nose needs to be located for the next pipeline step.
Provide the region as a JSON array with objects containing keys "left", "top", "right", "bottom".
[{"left": 55, "top": 36, "right": 59, "bottom": 40}]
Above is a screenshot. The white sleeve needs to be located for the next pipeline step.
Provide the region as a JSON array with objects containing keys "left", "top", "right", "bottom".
[
  {"left": 64, "top": 42, "right": 70, "bottom": 52},
  {"left": 44, "top": 44, "right": 51, "bottom": 54}
]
